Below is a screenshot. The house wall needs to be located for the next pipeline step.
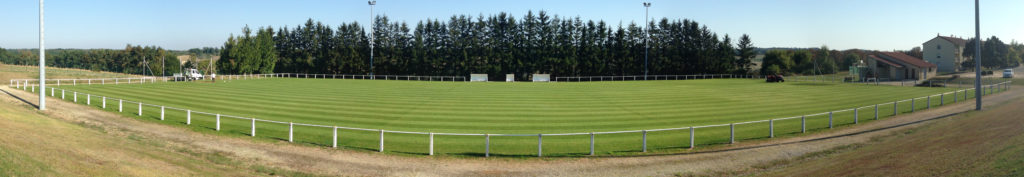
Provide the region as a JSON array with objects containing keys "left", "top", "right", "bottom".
[{"left": 922, "top": 37, "right": 964, "bottom": 72}]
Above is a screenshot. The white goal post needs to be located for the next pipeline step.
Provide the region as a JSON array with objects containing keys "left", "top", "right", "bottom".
[
  {"left": 470, "top": 74, "right": 488, "bottom": 82},
  {"left": 532, "top": 74, "right": 551, "bottom": 82},
  {"left": 506, "top": 74, "right": 515, "bottom": 82}
]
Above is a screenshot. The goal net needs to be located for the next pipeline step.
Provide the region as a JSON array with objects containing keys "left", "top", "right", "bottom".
[{"left": 470, "top": 74, "right": 488, "bottom": 82}]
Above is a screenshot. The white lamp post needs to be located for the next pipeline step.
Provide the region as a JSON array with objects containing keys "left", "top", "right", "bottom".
[
  {"left": 368, "top": 0, "right": 376, "bottom": 77},
  {"left": 643, "top": 2, "right": 651, "bottom": 80}
]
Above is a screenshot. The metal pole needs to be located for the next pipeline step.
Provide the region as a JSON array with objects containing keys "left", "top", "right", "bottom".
[
  {"left": 689, "top": 127, "right": 695, "bottom": 149},
  {"left": 251, "top": 118, "right": 256, "bottom": 137},
  {"left": 801, "top": 116, "right": 806, "bottom": 133},
  {"left": 288, "top": 122, "right": 294, "bottom": 142},
  {"left": 641, "top": 130, "right": 648, "bottom": 152},
  {"left": 974, "top": 0, "right": 982, "bottom": 110},
  {"left": 643, "top": 2, "right": 650, "bottom": 80},
  {"left": 368, "top": 0, "right": 376, "bottom": 77},
  {"left": 379, "top": 129, "right": 384, "bottom": 152},
  {"left": 332, "top": 126, "right": 338, "bottom": 148},
  {"left": 828, "top": 112, "right": 833, "bottom": 128},
  {"left": 854, "top": 108, "right": 859, "bottom": 124},
  {"left": 589, "top": 132, "right": 595, "bottom": 155},
  {"left": 537, "top": 134, "right": 543, "bottom": 157},
  {"left": 730, "top": 123, "right": 735, "bottom": 144},
  {"left": 38, "top": 0, "right": 46, "bottom": 110},
  {"left": 429, "top": 132, "right": 434, "bottom": 155},
  {"left": 485, "top": 134, "right": 490, "bottom": 157}
]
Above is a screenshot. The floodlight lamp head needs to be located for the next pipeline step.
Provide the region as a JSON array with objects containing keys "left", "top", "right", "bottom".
[
  {"left": 368, "top": 0, "right": 376, "bottom": 5},
  {"left": 643, "top": 2, "right": 651, "bottom": 7}
]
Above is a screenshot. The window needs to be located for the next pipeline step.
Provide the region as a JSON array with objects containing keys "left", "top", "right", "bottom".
[
  {"left": 938, "top": 55, "right": 942, "bottom": 59},
  {"left": 937, "top": 45, "right": 942, "bottom": 50}
]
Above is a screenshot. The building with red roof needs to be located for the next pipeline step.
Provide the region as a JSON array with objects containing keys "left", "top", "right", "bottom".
[{"left": 867, "top": 52, "right": 937, "bottom": 81}]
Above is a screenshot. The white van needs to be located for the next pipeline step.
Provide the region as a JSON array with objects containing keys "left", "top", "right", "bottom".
[{"left": 1004, "top": 69, "right": 1014, "bottom": 78}]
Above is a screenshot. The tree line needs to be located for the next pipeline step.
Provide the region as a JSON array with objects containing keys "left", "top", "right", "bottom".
[
  {"left": 217, "top": 11, "right": 757, "bottom": 80},
  {"left": 760, "top": 46, "right": 847, "bottom": 76},
  {"left": 1, "top": 45, "right": 182, "bottom": 76},
  {"left": 962, "top": 36, "right": 1023, "bottom": 70}
]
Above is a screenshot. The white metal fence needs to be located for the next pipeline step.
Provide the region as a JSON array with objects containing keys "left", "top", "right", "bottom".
[
  {"left": 553, "top": 74, "right": 759, "bottom": 82},
  {"left": 273, "top": 73, "right": 467, "bottom": 82},
  {"left": 8, "top": 76, "right": 1013, "bottom": 157}
]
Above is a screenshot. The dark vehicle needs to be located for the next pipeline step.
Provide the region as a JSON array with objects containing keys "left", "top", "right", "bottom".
[{"left": 766, "top": 75, "right": 785, "bottom": 83}]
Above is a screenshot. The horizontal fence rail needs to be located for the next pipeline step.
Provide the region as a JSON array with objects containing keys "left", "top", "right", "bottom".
[
  {"left": 553, "top": 74, "right": 758, "bottom": 82},
  {"left": 272, "top": 73, "right": 467, "bottom": 82},
  {"left": 11, "top": 76, "right": 1012, "bottom": 157}
]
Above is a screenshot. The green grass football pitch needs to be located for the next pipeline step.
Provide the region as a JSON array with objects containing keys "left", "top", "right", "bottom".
[{"left": 46, "top": 78, "right": 986, "bottom": 157}]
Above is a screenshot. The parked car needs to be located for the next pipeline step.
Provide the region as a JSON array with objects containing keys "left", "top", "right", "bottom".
[
  {"left": 766, "top": 75, "right": 785, "bottom": 83},
  {"left": 1004, "top": 69, "right": 1014, "bottom": 78}
]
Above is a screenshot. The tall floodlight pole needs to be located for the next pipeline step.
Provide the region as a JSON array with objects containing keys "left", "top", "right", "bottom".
[
  {"left": 39, "top": 0, "right": 46, "bottom": 110},
  {"left": 643, "top": 2, "right": 651, "bottom": 80},
  {"left": 368, "top": 0, "right": 376, "bottom": 77},
  {"left": 974, "top": 0, "right": 982, "bottom": 110}
]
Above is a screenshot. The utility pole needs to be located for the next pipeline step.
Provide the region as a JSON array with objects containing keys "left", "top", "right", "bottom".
[
  {"left": 368, "top": 0, "right": 376, "bottom": 77},
  {"left": 39, "top": 0, "right": 46, "bottom": 110},
  {"left": 974, "top": 0, "right": 982, "bottom": 110},
  {"left": 643, "top": 2, "right": 651, "bottom": 80}
]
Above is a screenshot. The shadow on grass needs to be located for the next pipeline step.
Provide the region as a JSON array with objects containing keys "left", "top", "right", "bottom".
[{"left": 1, "top": 88, "right": 39, "bottom": 109}]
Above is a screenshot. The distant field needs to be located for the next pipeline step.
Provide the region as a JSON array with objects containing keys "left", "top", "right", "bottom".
[
  {"left": 1, "top": 64, "right": 140, "bottom": 83},
  {"left": 44, "top": 78, "right": 976, "bottom": 156}
]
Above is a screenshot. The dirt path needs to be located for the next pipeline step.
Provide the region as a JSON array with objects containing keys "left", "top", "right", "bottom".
[
  {"left": 3, "top": 85, "right": 1022, "bottom": 176},
  {"left": 755, "top": 95, "right": 1024, "bottom": 176}
]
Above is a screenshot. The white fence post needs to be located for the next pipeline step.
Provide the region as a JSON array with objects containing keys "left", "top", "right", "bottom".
[
  {"left": 893, "top": 101, "right": 898, "bottom": 115},
  {"left": 854, "top": 108, "right": 859, "bottom": 124},
  {"left": 332, "top": 126, "right": 338, "bottom": 148},
  {"left": 102, "top": 97, "right": 106, "bottom": 108},
  {"left": 137, "top": 102, "right": 142, "bottom": 116},
  {"left": 186, "top": 109, "right": 191, "bottom": 125},
  {"left": 160, "top": 106, "right": 165, "bottom": 120},
  {"left": 50, "top": 88, "right": 54, "bottom": 97},
  {"left": 828, "top": 112, "right": 833, "bottom": 128},
  {"left": 638, "top": 129, "right": 647, "bottom": 152},
  {"left": 87, "top": 94, "right": 91, "bottom": 105},
  {"left": 537, "top": 134, "right": 543, "bottom": 157},
  {"left": 118, "top": 99, "right": 123, "bottom": 112},
  {"left": 874, "top": 104, "right": 879, "bottom": 120},
  {"left": 689, "top": 127, "right": 695, "bottom": 149},
  {"left": 485, "top": 134, "right": 490, "bottom": 157},
  {"left": 769, "top": 119, "right": 775, "bottom": 138},
  {"left": 288, "top": 122, "right": 294, "bottom": 142},
  {"left": 955, "top": 91, "right": 958, "bottom": 103},
  {"left": 61, "top": 90, "right": 64, "bottom": 99},
  {"left": 730, "top": 123, "right": 735, "bottom": 144},
  {"left": 927, "top": 96, "right": 931, "bottom": 109},
  {"left": 801, "top": 115, "right": 806, "bottom": 133},
  {"left": 589, "top": 132, "right": 595, "bottom": 155},
  {"left": 73, "top": 92, "right": 77, "bottom": 102},
  {"left": 429, "top": 132, "right": 434, "bottom": 156},
  {"left": 250, "top": 118, "right": 256, "bottom": 137},
  {"left": 379, "top": 130, "right": 384, "bottom": 152},
  {"left": 940, "top": 93, "right": 944, "bottom": 106},
  {"left": 216, "top": 114, "right": 221, "bottom": 131}
]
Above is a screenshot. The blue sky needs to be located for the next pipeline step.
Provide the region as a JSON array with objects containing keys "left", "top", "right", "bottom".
[{"left": 0, "top": 0, "right": 1021, "bottom": 50}]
